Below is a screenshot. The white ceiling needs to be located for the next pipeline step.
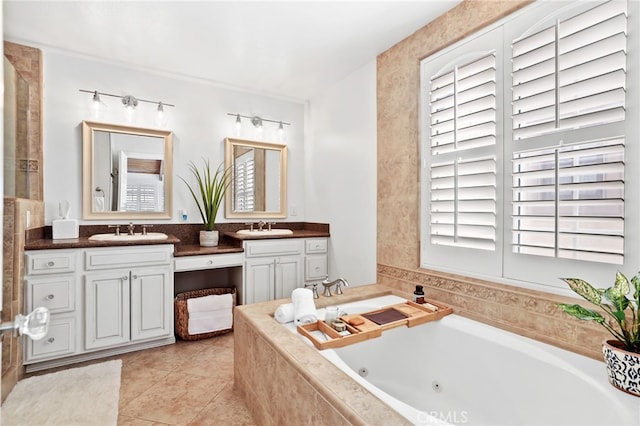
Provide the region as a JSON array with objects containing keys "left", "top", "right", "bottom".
[{"left": 4, "top": 0, "right": 461, "bottom": 101}]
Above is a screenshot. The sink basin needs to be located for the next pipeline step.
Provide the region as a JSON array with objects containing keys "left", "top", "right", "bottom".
[
  {"left": 88, "top": 232, "right": 169, "bottom": 242},
  {"left": 236, "top": 229, "right": 293, "bottom": 236}
]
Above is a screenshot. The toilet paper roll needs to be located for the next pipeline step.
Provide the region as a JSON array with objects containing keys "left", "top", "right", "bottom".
[
  {"left": 291, "top": 288, "right": 317, "bottom": 325},
  {"left": 274, "top": 303, "right": 294, "bottom": 324}
]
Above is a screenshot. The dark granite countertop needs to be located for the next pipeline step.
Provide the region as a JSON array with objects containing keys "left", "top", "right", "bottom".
[
  {"left": 24, "top": 234, "right": 181, "bottom": 250},
  {"left": 24, "top": 222, "right": 330, "bottom": 255}
]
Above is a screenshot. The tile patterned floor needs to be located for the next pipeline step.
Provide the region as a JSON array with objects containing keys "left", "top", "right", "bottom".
[{"left": 117, "top": 333, "right": 255, "bottom": 425}]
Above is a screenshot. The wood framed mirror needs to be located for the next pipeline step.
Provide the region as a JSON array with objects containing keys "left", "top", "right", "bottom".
[
  {"left": 82, "top": 121, "right": 173, "bottom": 220},
  {"left": 224, "top": 137, "right": 287, "bottom": 219}
]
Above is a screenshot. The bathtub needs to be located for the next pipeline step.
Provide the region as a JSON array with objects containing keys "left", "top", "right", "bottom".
[{"left": 289, "top": 295, "right": 640, "bottom": 425}]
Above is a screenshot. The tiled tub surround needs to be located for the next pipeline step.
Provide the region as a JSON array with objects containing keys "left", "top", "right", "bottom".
[
  {"left": 234, "top": 283, "right": 625, "bottom": 426},
  {"left": 378, "top": 266, "right": 610, "bottom": 361},
  {"left": 234, "top": 285, "right": 413, "bottom": 426}
]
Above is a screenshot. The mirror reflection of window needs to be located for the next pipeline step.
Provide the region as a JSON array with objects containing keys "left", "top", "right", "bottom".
[
  {"left": 234, "top": 149, "right": 255, "bottom": 212},
  {"left": 117, "top": 151, "right": 164, "bottom": 212}
]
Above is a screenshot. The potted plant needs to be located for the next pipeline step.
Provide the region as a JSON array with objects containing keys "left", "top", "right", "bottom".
[
  {"left": 558, "top": 272, "right": 639, "bottom": 397},
  {"left": 180, "top": 158, "right": 231, "bottom": 247}
]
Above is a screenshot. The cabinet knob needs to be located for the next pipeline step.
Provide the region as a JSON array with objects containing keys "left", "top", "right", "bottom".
[
  {"left": 131, "top": 275, "right": 138, "bottom": 280},
  {"left": 207, "top": 260, "right": 213, "bottom": 265},
  {"left": 122, "top": 276, "right": 129, "bottom": 281},
  {"left": 46, "top": 294, "right": 55, "bottom": 300},
  {"left": 46, "top": 261, "right": 55, "bottom": 267},
  {"left": 47, "top": 337, "right": 55, "bottom": 344}
]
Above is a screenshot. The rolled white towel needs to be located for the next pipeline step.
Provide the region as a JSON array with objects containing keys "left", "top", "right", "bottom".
[
  {"left": 291, "top": 288, "right": 317, "bottom": 325},
  {"left": 274, "top": 303, "right": 294, "bottom": 324}
]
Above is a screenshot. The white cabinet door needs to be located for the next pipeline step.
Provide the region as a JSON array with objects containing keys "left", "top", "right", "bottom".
[
  {"left": 85, "top": 271, "right": 131, "bottom": 350},
  {"left": 130, "top": 267, "right": 173, "bottom": 341},
  {"left": 244, "top": 258, "right": 275, "bottom": 304},
  {"left": 274, "top": 255, "right": 303, "bottom": 300}
]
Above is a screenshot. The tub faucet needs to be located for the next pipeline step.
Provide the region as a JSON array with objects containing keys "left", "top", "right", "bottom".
[
  {"left": 322, "top": 277, "right": 349, "bottom": 297},
  {"left": 304, "top": 283, "right": 319, "bottom": 299}
]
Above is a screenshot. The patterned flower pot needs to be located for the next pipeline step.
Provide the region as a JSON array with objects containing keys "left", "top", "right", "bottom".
[{"left": 602, "top": 340, "right": 640, "bottom": 397}]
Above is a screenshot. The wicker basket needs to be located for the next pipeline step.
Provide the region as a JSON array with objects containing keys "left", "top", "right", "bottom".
[{"left": 174, "top": 287, "right": 236, "bottom": 341}]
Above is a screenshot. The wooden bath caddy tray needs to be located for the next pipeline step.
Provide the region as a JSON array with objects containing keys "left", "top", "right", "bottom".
[{"left": 297, "top": 300, "right": 452, "bottom": 350}]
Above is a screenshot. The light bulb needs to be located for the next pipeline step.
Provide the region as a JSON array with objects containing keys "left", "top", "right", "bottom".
[
  {"left": 277, "top": 121, "right": 284, "bottom": 141},
  {"left": 235, "top": 114, "right": 242, "bottom": 136},
  {"left": 89, "top": 90, "right": 106, "bottom": 119},
  {"left": 156, "top": 102, "right": 168, "bottom": 127}
]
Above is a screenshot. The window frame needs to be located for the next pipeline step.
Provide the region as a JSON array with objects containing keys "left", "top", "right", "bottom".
[{"left": 420, "top": 0, "right": 639, "bottom": 293}]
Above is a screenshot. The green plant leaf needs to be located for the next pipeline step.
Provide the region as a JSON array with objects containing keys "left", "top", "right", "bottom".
[
  {"left": 632, "top": 273, "right": 640, "bottom": 306},
  {"left": 558, "top": 303, "right": 605, "bottom": 323},
  {"left": 603, "top": 287, "right": 630, "bottom": 312},
  {"left": 179, "top": 158, "right": 230, "bottom": 231},
  {"left": 612, "top": 271, "right": 630, "bottom": 298},
  {"left": 561, "top": 278, "right": 602, "bottom": 305}
]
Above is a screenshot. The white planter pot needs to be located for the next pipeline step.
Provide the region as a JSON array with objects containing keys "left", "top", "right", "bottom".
[
  {"left": 602, "top": 339, "right": 640, "bottom": 397},
  {"left": 199, "top": 230, "right": 219, "bottom": 247}
]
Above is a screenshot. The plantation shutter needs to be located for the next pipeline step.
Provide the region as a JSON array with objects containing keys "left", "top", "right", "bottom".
[
  {"left": 234, "top": 156, "right": 255, "bottom": 212},
  {"left": 512, "top": 0, "right": 627, "bottom": 140},
  {"left": 511, "top": 0, "right": 627, "bottom": 265},
  {"left": 512, "top": 138, "right": 625, "bottom": 264},
  {"left": 429, "top": 52, "right": 497, "bottom": 250}
]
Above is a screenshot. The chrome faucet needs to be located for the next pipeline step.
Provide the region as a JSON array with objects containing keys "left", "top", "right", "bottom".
[
  {"left": 127, "top": 222, "right": 135, "bottom": 235},
  {"left": 257, "top": 220, "right": 266, "bottom": 231},
  {"left": 321, "top": 277, "right": 350, "bottom": 297}
]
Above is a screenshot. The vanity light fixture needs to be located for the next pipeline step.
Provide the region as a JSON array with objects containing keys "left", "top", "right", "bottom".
[
  {"left": 227, "top": 113, "right": 291, "bottom": 136},
  {"left": 79, "top": 89, "right": 175, "bottom": 125}
]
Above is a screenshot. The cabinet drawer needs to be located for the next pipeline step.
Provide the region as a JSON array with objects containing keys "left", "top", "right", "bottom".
[
  {"left": 84, "top": 245, "right": 173, "bottom": 270},
  {"left": 245, "top": 240, "right": 303, "bottom": 258},
  {"left": 27, "top": 317, "right": 76, "bottom": 360},
  {"left": 25, "top": 251, "right": 77, "bottom": 275},
  {"left": 26, "top": 275, "right": 75, "bottom": 314},
  {"left": 305, "top": 256, "right": 328, "bottom": 281},
  {"left": 174, "top": 253, "right": 243, "bottom": 272},
  {"left": 305, "top": 239, "right": 327, "bottom": 254}
]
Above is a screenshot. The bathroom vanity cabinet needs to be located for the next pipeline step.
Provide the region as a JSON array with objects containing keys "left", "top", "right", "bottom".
[
  {"left": 242, "top": 237, "right": 328, "bottom": 304},
  {"left": 23, "top": 245, "right": 175, "bottom": 372},
  {"left": 243, "top": 239, "right": 303, "bottom": 304}
]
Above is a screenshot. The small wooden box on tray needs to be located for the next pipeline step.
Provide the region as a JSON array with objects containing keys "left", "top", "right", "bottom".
[{"left": 297, "top": 299, "right": 452, "bottom": 350}]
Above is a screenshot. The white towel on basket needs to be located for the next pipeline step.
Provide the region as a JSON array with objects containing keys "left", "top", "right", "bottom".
[
  {"left": 291, "top": 288, "right": 317, "bottom": 325},
  {"left": 274, "top": 303, "right": 295, "bottom": 324},
  {"left": 187, "top": 293, "right": 232, "bottom": 313},
  {"left": 187, "top": 293, "right": 233, "bottom": 335}
]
